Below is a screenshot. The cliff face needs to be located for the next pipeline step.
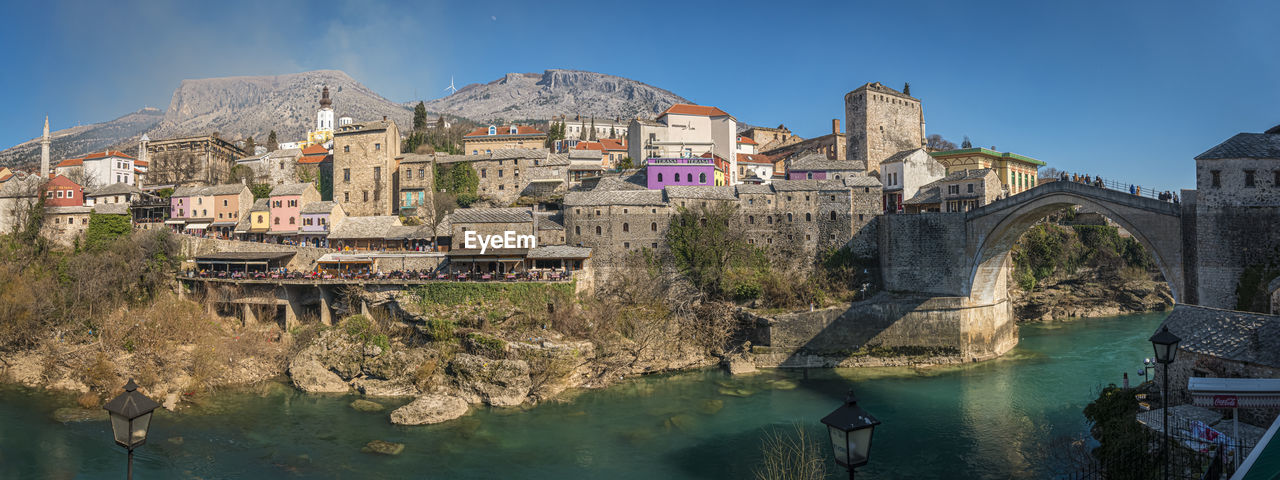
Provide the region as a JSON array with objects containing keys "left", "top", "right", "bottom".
[
  {"left": 422, "top": 69, "right": 690, "bottom": 122},
  {"left": 1012, "top": 273, "right": 1174, "bottom": 322}
]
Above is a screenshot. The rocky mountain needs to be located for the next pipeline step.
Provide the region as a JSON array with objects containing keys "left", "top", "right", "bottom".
[
  {"left": 0, "top": 108, "right": 163, "bottom": 169},
  {"left": 0, "top": 70, "right": 412, "bottom": 169},
  {"left": 422, "top": 69, "right": 689, "bottom": 123}
]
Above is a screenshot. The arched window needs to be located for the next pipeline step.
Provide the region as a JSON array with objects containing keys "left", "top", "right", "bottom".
[
  {"left": 289, "top": 217, "right": 295, "bottom": 225},
  {"left": 575, "top": 226, "right": 580, "bottom": 235},
  {"left": 699, "top": 218, "right": 707, "bottom": 227},
  {"left": 830, "top": 211, "right": 837, "bottom": 221},
  {"left": 748, "top": 216, "right": 755, "bottom": 224},
  {"left": 787, "top": 213, "right": 793, "bottom": 222},
  {"left": 687, "top": 173, "right": 693, "bottom": 183},
  {"left": 806, "top": 213, "right": 812, "bottom": 222},
  {"left": 509, "top": 126, "right": 518, "bottom": 135},
  {"left": 699, "top": 172, "right": 706, "bottom": 184},
  {"left": 595, "top": 226, "right": 602, "bottom": 235},
  {"left": 488, "top": 125, "right": 497, "bottom": 135},
  {"left": 658, "top": 173, "right": 663, "bottom": 182},
  {"left": 274, "top": 217, "right": 280, "bottom": 225},
  {"left": 622, "top": 223, "right": 629, "bottom": 232},
  {"left": 650, "top": 222, "right": 657, "bottom": 232},
  {"left": 767, "top": 216, "right": 773, "bottom": 224}
]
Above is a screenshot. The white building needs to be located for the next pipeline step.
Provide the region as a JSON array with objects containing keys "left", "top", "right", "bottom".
[
  {"left": 53, "top": 150, "right": 136, "bottom": 188},
  {"left": 551, "top": 115, "right": 629, "bottom": 141},
  {"left": 627, "top": 104, "right": 740, "bottom": 183},
  {"left": 879, "top": 148, "right": 946, "bottom": 213}
]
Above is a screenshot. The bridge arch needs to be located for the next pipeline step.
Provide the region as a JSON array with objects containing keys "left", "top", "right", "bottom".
[{"left": 964, "top": 181, "right": 1184, "bottom": 305}]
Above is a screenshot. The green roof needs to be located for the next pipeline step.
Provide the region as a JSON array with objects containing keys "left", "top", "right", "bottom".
[{"left": 929, "top": 148, "right": 1045, "bottom": 166}]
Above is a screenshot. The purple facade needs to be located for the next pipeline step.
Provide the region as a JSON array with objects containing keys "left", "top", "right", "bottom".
[{"left": 646, "top": 158, "right": 716, "bottom": 190}]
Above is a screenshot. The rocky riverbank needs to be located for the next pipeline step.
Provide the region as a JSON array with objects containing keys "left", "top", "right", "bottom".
[{"left": 1012, "top": 275, "right": 1173, "bottom": 323}]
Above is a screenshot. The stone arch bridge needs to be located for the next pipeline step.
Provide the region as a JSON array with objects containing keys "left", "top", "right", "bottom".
[{"left": 963, "top": 180, "right": 1184, "bottom": 304}]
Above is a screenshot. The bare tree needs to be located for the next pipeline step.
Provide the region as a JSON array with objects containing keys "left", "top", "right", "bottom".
[
  {"left": 926, "top": 134, "right": 957, "bottom": 152},
  {"left": 150, "top": 151, "right": 204, "bottom": 185}
]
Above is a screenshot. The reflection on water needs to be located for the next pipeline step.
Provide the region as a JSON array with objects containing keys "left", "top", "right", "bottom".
[{"left": 0, "top": 312, "right": 1166, "bottom": 479}]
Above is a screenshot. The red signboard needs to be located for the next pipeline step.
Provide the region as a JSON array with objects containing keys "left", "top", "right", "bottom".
[{"left": 1212, "top": 395, "right": 1238, "bottom": 408}]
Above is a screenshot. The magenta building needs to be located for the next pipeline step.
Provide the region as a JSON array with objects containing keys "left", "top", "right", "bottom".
[{"left": 645, "top": 158, "right": 715, "bottom": 190}]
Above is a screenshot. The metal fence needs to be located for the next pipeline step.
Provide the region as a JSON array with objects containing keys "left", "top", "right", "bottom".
[
  {"left": 1048, "top": 173, "right": 1181, "bottom": 203},
  {"left": 1054, "top": 414, "right": 1255, "bottom": 480}
]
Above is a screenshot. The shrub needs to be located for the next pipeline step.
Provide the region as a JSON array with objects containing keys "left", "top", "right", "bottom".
[
  {"left": 421, "top": 318, "right": 456, "bottom": 342},
  {"left": 464, "top": 332, "right": 507, "bottom": 358}
]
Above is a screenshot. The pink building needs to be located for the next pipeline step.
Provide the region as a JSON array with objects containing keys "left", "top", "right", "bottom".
[
  {"left": 645, "top": 157, "right": 716, "bottom": 190},
  {"left": 267, "top": 183, "right": 320, "bottom": 241}
]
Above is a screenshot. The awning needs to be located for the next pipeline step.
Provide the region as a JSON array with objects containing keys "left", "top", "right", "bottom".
[
  {"left": 1188, "top": 377, "right": 1280, "bottom": 409},
  {"left": 165, "top": 219, "right": 186, "bottom": 225},
  {"left": 266, "top": 230, "right": 299, "bottom": 235},
  {"left": 185, "top": 223, "right": 210, "bottom": 231},
  {"left": 210, "top": 221, "right": 238, "bottom": 227}
]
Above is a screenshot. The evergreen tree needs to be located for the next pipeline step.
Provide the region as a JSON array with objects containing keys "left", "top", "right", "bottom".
[
  {"left": 589, "top": 118, "right": 597, "bottom": 141},
  {"left": 609, "top": 126, "right": 616, "bottom": 138},
  {"left": 244, "top": 136, "right": 256, "bottom": 154},
  {"left": 267, "top": 130, "right": 278, "bottom": 152},
  {"left": 436, "top": 116, "right": 445, "bottom": 129},
  {"left": 961, "top": 136, "right": 973, "bottom": 149},
  {"left": 413, "top": 101, "right": 428, "bottom": 131},
  {"left": 903, "top": 82, "right": 911, "bottom": 96}
]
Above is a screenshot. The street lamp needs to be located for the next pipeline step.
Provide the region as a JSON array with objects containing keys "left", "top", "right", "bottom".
[
  {"left": 822, "top": 390, "right": 880, "bottom": 480},
  {"left": 103, "top": 379, "right": 160, "bottom": 480},
  {"left": 1149, "top": 326, "right": 1181, "bottom": 480}
]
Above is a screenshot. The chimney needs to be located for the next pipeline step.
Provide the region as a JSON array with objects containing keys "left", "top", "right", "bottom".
[
  {"left": 832, "top": 119, "right": 841, "bottom": 135},
  {"left": 383, "top": 115, "right": 388, "bottom": 121}
]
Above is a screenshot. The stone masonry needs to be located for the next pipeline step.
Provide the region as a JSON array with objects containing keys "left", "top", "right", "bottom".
[
  {"left": 334, "top": 119, "right": 400, "bottom": 217},
  {"left": 845, "top": 82, "right": 925, "bottom": 176}
]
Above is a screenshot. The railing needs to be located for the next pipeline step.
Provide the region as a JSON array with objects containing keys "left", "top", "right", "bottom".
[
  {"left": 1048, "top": 173, "right": 1181, "bottom": 202},
  {"left": 1055, "top": 412, "right": 1254, "bottom": 479}
]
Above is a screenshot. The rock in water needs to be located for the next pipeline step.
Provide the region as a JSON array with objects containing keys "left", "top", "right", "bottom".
[
  {"left": 447, "top": 354, "right": 532, "bottom": 407},
  {"left": 350, "top": 399, "right": 385, "bottom": 412},
  {"left": 723, "top": 356, "right": 757, "bottom": 376},
  {"left": 288, "top": 357, "right": 350, "bottom": 393},
  {"left": 362, "top": 440, "right": 405, "bottom": 456},
  {"left": 700, "top": 399, "right": 724, "bottom": 415},
  {"left": 390, "top": 395, "right": 469, "bottom": 425}
]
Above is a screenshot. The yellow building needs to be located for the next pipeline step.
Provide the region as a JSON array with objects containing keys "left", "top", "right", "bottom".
[{"left": 929, "top": 148, "right": 1044, "bottom": 196}]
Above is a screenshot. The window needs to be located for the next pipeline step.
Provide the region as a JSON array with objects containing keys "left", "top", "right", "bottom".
[
  {"left": 343, "top": 169, "right": 351, "bottom": 183},
  {"left": 363, "top": 191, "right": 369, "bottom": 202},
  {"left": 806, "top": 213, "right": 812, "bottom": 221},
  {"left": 575, "top": 226, "right": 581, "bottom": 235},
  {"left": 830, "top": 211, "right": 837, "bottom": 221},
  {"left": 859, "top": 214, "right": 864, "bottom": 221},
  {"left": 807, "top": 172, "right": 813, "bottom": 179},
  {"left": 699, "top": 172, "right": 706, "bottom": 184},
  {"left": 624, "top": 242, "right": 630, "bottom": 249},
  {"left": 498, "top": 169, "right": 503, "bottom": 178},
  {"left": 481, "top": 169, "right": 487, "bottom": 178},
  {"left": 652, "top": 243, "right": 658, "bottom": 249},
  {"left": 375, "top": 143, "right": 381, "bottom": 151},
  {"left": 256, "top": 215, "right": 263, "bottom": 223},
  {"left": 650, "top": 222, "right": 657, "bottom": 232},
  {"left": 687, "top": 173, "right": 693, "bottom": 183},
  {"left": 787, "top": 213, "right": 793, "bottom": 222},
  {"left": 1275, "top": 170, "right": 1280, "bottom": 187},
  {"left": 1245, "top": 170, "right": 1256, "bottom": 187},
  {"left": 967, "top": 183, "right": 974, "bottom": 193},
  {"left": 488, "top": 125, "right": 497, "bottom": 135},
  {"left": 749, "top": 216, "right": 755, "bottom": 224},
  {"left": 658, "top": 173, "right": 664, "bottom": 182},
  {"left": 289, "top": 217, "right": 295, "bottom": 225},
  {"left": 1211, "top": 170, "right": 1221, "bottom": 188},
  {"left": 289, "top": 200, "right": 297, "bottom": 207},
  {"left": 419, "top": 167, "right": 425, "bottom": 180},
  {"left": 595, "top": 226, "right": 602, "bottom": 235},
  {"left": 344, "top": 146, "right": 350, "bottom": 153},
  {"left": 56, "top": 190, "right": 63, "bottom": 198},
  {"left": 767, "top": 216, "right": 773, "bottom": 224},
  {"left": 344, "top": 192, "right": 349, "bottom": 202},
  {"left": 274, "top": 218, "right": 280, "bottom": 225}
]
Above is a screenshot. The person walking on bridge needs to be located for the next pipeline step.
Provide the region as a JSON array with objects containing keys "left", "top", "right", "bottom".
[{"left": 1129, "top": 184, "right": 1135, "bottom": 195}]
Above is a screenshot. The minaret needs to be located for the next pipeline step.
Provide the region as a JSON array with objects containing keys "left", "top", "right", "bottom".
[{"left": 40, "top": 116, "right": 51, "bottom": 178}]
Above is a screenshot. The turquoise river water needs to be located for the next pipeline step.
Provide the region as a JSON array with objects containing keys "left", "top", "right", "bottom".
[{"left": 0, "top": 312, "right": 1167, "bottom": 479}]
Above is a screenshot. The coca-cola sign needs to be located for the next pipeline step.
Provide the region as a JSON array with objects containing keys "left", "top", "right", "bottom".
[{"left": 1212, "top": 395, "right": 1238, "bottom": 408}]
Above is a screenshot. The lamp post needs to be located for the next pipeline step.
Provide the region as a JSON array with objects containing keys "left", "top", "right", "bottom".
[
  {"left": 1149, "top": 326, "right": 1181, "bottom": 480},
  {"left": 103, "top": 379, "right": 160, "bottom": 480},
  {"left": 822, "top": 390, "right": 880, "bottom": 480}
]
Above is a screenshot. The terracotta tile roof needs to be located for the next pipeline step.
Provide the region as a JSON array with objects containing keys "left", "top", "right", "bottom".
[
  {"left": 55, "top": 157, "right": 83, "bottom": 168},
  {"left": 301, "top": 144, "right": 330, "bottom": 156},
  {"left": 463, "top": 125, "right": 546, "bottom": 137},
  {"left": 85, "top": 150, "right": 134, "bottom": 160},
  {"left": 55, "top": 150, "right": 135, "bottom": 168},
  {"left": 737, "top": 153, "right": 773, "bottom": 164},
  {"left": 133, "top": 159, "right": 149, "bottom": 167},
  {"left": 600, "top": 138, "right": 626, "bottom": 151},
  {"left": 736, "top": 136, "right": 757, "bottom": 145},
  {"left": 297, "top": 154, "right": 332, "bottom": 165},
  {"left": 575, "top": 142, "right": 604, "bottom": 152},
  {"left": 658, "top": 104, "right": 730, "bottom": 118}
]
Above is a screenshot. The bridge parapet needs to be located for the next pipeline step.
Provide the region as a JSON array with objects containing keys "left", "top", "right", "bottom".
[{"left": 968, "top": 180, "right": 1181, "bottom": 219}]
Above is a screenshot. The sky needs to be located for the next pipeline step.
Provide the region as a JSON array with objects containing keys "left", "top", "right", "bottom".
[{"left": 1, "top": 0, "right": 1277, "bottom": 190}]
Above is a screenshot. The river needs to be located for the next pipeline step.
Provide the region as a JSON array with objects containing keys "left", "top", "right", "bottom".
[{"left": 0, "top": 312, "right": 1167, "bottom": 479}]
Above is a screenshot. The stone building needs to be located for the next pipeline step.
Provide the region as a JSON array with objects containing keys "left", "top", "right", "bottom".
[
  {"left": 1189, "top": 125, "right": 1280, "bottom": 308},
  {"left": 333, "top": 118, "right": 401, "bottom": 217},
  {"left": 564, "top": 187, "right": 670, "bottom": 268},
  {"left": 234, "top": 148, "right": 303, "bottom": 186},
  {"left": 434, "top": 149, "right": 569, "bottom": 206},
  {"left": 397, "top": 153, "right": 436, "bottom": 219},
  {"left": 844, "top": 82, "right": 926, "bottom": 175},
  {"left": 86, "top": 183, "right": 144, "bottom": 207},
  {"left": 929, "top": 148, "right": 1043, "bottom": 196},
  {"left": 42, "top": 205, "right": 93, "bottom": 246},
  {"left": 880, "top": 148, "right": 945, "bottom": 213},
  {"left": 940, "top": 169, "right": 1004, "bottom": 213},
  {"left": 144, "top": 135, "right": 246, "bottom": 186},
  {"left": 742, "top": 125, "right": 801, "bottom": 153},
  {"left": 786, "top": 152, "right": 862, "bottom": 181},
  {"left": 462, "top": 125, "right": 547, "bottom": 155},
  {"left": 296, "top": 144, "right": 334, "bottom": 200},
  {"left": 627, "top": 104, "right": 740, "bottom": 183},
  {"left": 448, "top": 207, "right": 536, "bottom": 248},
  {"left": 1157, "top": 305, "right": 1280, "bottom": 427},
  {"left": 760, "top": 119, "right": 846, "bottom": 163},
  {"left": 535, "top": 211, "right": 566, "bottom": 246}
]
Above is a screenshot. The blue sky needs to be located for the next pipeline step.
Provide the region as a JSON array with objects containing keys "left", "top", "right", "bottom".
[{"left": 2, "top": 0, "right": 1276, "bottom": 189}]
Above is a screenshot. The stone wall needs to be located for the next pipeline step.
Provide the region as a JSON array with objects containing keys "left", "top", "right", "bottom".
[
  {"left": 1192, "top": 157, "right": 1280, "bottom": 309},
  {"left": 334, "top": 122, "right": 399, "bottom": 217},
  {"left": 879, "top": 213, "right": 969, "bottom": 296},
  {"left": 1163, "top": 351, "right": 1280, "bottom": 427},
  {"left": 747, "top": 294, "right": 1017, "bottom": 367},
  {"left": 845, "top": 83, "right": 923, "bottom": 175}
]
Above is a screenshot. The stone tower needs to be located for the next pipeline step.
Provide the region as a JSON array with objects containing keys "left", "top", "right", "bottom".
[
  {"left": 40, "top": 116, "right": 50, "bottom": 178},
  {"left": 844, "top": 82, "right": 925, "bottom": 176}
]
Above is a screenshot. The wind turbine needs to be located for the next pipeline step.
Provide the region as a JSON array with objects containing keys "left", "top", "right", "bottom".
[{"left": 444, "top": 76, "right": 458, "bottom": 95}]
